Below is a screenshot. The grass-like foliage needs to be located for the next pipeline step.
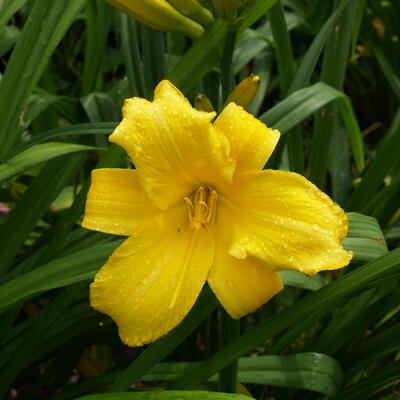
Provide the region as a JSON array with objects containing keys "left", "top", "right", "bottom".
[{"left": 0, "top": 0, "right": 399, "bottom": 399}]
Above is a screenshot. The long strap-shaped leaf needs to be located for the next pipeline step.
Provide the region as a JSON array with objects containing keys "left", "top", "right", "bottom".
[
  {"left": 0, "top": 142, "right": 100, "bottom": 183},
  {"left": 0, "top": 154, "right": 87, "bottom": 275},
  {"left": 260, "top": 82, "right": 364, "bottom": 171},
  {"left": 308, "top": 0, "right": 358, "bottom": 189},
  {"left": 75, "top": 392, "right": 252, "bottom": 400},
  {"left": 141, "top": 353, "right": 343, "bottom": 396},
  {"left": 0, "top": 0, "right": 84, "bottom": 158},
  {"left": 0, "top": 0, "right": 27, "bottom": 32},
  {"left": 54, "top": 353, "right": 343, "bottom": 398},
  {"left": 0, "top": 241, "right": 122, "bottom": 313},
  {"left": 169, "top": 248, "right": 400, "bottom": 389}
]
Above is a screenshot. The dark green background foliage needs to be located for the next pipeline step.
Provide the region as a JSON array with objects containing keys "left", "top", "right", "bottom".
[{"left": 0, "top": 0, "right": 399, "bottom": 399}]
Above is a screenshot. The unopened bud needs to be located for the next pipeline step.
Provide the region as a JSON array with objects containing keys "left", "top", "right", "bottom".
[
  {"left": 352, "top": 177, "right": 362, "bottom": 187},
  {"left": 166, "top": 0, "right": 214, "bottom": 26},
  {"left": 225, "top": 75, "right": 261, "bottom": 109},
  {"left": 194, "top": 94, "right": 214, "bottom": 112},
  {"left": 372, "top": 17, "right": 385, "bottom": 39},
  {"left": 105, "top": 0, "right": 204, "bottom": 39},
  {"left": 212, "top": 0, "right": 237, "bottom": 22}
]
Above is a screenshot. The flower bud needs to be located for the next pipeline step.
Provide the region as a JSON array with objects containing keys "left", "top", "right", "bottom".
[
  {"left": 105, "top": 0, "right": 205, "bottom": 39},
  {"left": 212, "top": 0, "right": 237, "bottom": 22},
  {"left": 225, "top": 74, "right": 261, "bottom": 109},
  {"left": 166, "top": 0, "right": 214, "bottom": 26},
  {"left": 194, "top": 94, "right": 214, "bottom": 112}
]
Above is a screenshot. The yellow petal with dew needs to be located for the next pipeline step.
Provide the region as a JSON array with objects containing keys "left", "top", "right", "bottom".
[
  {"left": 110, "top": 80, "right": 235, "bottom": 210},
  {"left": 208, "top": 254, "right": 283, "bottom": 319},
  {"left": 214, "top": 102, "right": 280, "bottom": 174},
  {"left": 90, "top": 204, "right": 215, "bottom": 347},
  {"left": 105, "top": 0, "right": 204, "bottom": 39},
  {"left": 221, "top": 170, "right": 353, "bottom": 276},
  {"left": 208, "top": 206, "right": 283, "bottom": 318},
  {"left": 82, "top": 168, "right": 161, "bottom": 236},
  {"left": 208, "top": 247, "right": 283, "bottom": 319}
]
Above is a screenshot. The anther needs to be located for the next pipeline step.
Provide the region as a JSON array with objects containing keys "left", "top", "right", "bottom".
[{"left": 184, "top": 187, "right": 217, "bottom": 230}]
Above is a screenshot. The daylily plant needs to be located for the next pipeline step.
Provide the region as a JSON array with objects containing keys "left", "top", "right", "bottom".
[{"left": 82, "top": 80, "right": 353, "bottom": 347}]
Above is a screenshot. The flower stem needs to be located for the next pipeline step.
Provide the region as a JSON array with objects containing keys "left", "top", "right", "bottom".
[
  {"left": 220, "top": 28, "right": 237, "bottom": 106},
  {"left": 218, "top": 308, "right": 240, "bottom": 393}
]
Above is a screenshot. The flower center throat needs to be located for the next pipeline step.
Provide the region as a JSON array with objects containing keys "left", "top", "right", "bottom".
[{"left": 184, "top": 187, "right": 217, "bottom": 230}]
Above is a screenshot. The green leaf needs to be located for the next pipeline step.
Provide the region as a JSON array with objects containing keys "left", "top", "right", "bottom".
[
  {"left": 75, "top": 392, "right": 252, "bottom": 400},
  {"left": 288, "top": 0, "right": 352, "bottom": 93},
  {"left": 0, "top": 285, "right": 84, "bottom": 398},
  {"left": 0, "top": 241, "right": 122, "bottom": 313},
  {"left": 0, "top": 142, "right": 99, "bottom": 183},
  {"left": 345, "top": 322, "right": 400, "bottom": 375},
  {"left": 0, "top": 25, "right": 20, "bottom": 57},
  {"left": 233, "top": 13, "right": 300, "bottom": 74},
  {"left": 169, "top": 248, "right": 400, "bottom": 390},
  {"left": 268, "top": 0, "right": 304, "bottom": 173},
  {"left": 0, "top": 0, "right": 85, "bottom": 157},
  {"left": 373, "top": 44, "right": 400, "bottom": 100},
  {"left": 142, "top": 353, "right": 343, "bottom": 396},
  {"left": 343, "top": 212, "right": 388, "bottom": 263},
  {"left": 82, "top": 0, "right": 111, "bottom": 94},
  {"left": 346, "top": 112, "right": 400, "bottom": 211},
  {"left": 0, "top": 154, "right": 87, "bottom": 275},
  {"left": 168, "top": 0, "right": 279, "bottom": 93},
  {"left": 308, "top": 0, "right": 358, "bottom": 188},
  {"left": 0, "top": 0, "right": 27, "bottom": 32},
  {"left": 240, "top": 0, "right": 279, "bottom": 30},
  {"left": 120, "top": 16, "right": 146, "bottom": 97},
  {"left": 167, "top": 20, "right": 226, "bottom": 94},
  {"left": 279, "top": 271, "right": 327, "bottom": 291},
  {"left": 6, "top": 122, "right": 117, "bottom": 159},
  {"left": 337, "top": 361, "right": 400, "bottom": 400},
  {"left": 260, "top": 83, "right": 364, "bottom": 172}
]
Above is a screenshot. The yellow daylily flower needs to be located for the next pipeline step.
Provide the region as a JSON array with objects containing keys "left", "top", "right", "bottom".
[{"left": 82, "top": 80, "right": 353, "bottom": 347}]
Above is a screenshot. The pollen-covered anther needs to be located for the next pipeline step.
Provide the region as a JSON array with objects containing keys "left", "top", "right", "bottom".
[{"left": 184, "top": 187, "right": 217, "bottom": 230}]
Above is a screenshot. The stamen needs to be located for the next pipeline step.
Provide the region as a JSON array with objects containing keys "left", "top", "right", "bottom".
[{"left": 184, "top": 187, "right": 217, "bottom": 230}]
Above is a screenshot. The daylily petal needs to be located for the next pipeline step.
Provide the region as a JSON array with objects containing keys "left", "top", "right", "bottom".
[
  {"left": 82, "top": 168, "right": 160, "bottom": 236},
  {"left": 109, "top": 80, "right": 235, "bottom": 210},
  {"left": 214, "top": 102, "right": 280, "bottom": 174},
  {"left": 221, "top": 170, "right": 353, "bottom": 275},
  {"left": 90, "top": 205, "right": 215, "bottom": 347},
  {"left": 208, "top": 246, "right": 283, "bottom": 319}
]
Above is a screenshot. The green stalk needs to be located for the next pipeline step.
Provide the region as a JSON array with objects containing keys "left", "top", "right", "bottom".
[
  {"left": 218, "top": 310, "right": 240, "bottom": 393},
  {"left": 268, "top": 0, "right": 304, "bottom": 173},
  {"left": 220, "top": 28, "right": 237, "bottom": 103}
]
